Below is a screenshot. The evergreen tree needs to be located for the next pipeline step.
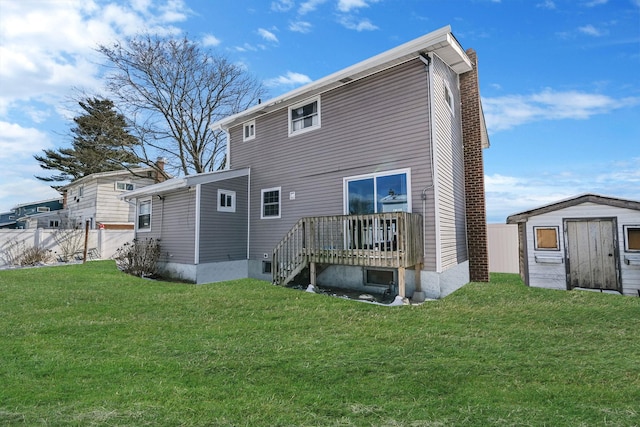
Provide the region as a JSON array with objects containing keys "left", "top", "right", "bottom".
[{"left": 35, "top": 98, "right": 141, "bottom": 187}]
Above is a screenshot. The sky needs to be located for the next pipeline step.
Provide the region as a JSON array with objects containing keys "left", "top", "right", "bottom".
[{"left": 0, "top": 0, "right": 638, "bottom": 223}]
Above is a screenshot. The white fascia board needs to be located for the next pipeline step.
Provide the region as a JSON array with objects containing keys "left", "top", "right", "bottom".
[
  {"left": 212, "top": 26, "right": 471, "bottom": 131},
  {"left": 120, "top": 177, "right": 187, "bottom": 200}
]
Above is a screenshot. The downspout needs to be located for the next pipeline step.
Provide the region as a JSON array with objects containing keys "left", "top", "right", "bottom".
[{"left": 194, "top": 184, "right": 201, "bottom": 266}]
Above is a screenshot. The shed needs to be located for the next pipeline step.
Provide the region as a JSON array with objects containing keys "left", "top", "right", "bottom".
[{"left": 507, "top": 194, "right": 640, "bottom": 296}]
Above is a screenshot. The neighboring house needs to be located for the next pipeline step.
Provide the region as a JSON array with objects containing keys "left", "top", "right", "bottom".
[
  {"left": 0, "top": 211, "right": 17, "bottom": 229},
  {"left": 507, "top": 194, "right": 640, "bottom": 297},
  {"left": 9, "top": 198, "right": 64, "bottom": 229},
  {"left": 43, "top": 164, "right": 166, "bottom": 230},
  {"left": 123, "top": 26, "right": 490, "bottom": 300}
]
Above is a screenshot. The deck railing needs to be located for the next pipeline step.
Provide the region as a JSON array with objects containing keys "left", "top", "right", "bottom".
[{"left": 273, "top": 212, "right": 423, "bottom": 286}]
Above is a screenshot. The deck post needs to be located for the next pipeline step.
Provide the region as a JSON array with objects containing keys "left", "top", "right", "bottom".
[
  {"left": 310, "top": 261, "right": 316, "bottom": 286},
  {"left": 398, "top": 266, "right": 406, "bottom": 297}
]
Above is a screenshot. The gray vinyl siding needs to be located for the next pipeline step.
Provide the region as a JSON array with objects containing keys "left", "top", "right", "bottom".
[
  {"left": 432, "top": 54, "right": 468, "bottom": 270},
  {"left": 144, "top": 190, "right": 197, "bottom": 264},
  {"left": 229, "top": 59, "right": 438, "bottom": 269},
  {"left": 198, "top": 176, "right": 248, "bottom": 262}
]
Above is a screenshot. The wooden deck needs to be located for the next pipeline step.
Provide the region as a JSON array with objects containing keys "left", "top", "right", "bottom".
[{"left": 273, "top": 213, "right": 423, "bottom": 294}]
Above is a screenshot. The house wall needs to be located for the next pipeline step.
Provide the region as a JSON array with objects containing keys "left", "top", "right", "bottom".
[
  {"left": 143, "top": 189, "right": 197, "bottom": 265},
  {"left": 431, "top": 54, "right": 468, "bottom": 272},
  {"left": 95, "top": 175, "right": 156, "bottom": 224},
  {"left": 523, "top": 202, "right": 640, "bottom": 296},
  {"left": 229, "top": 59, "right": 439, "bottom": 274},
  {"left": 487, "top": 223, "right": 519, "bottom": 273},
  {"left": 198, "top": 176, "right": 249, "bottom": 262}
]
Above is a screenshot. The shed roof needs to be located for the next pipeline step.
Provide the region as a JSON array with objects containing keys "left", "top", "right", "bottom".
[
  {"left": 506, "top": 193, "right": 640, "bottom": 224},
  {"left": 211, "top": 25, "right": 473, "bottom": 132}
]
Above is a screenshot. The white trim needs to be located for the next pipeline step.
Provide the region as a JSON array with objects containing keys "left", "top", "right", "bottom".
[
  {"left": 247, "top": 170, "right": 251, "bottom": 259},
  {"left": 195, "top": 184, "right": 201, "bottom": 264},
  {"left": 443, "top": 80, "right": 455, "bottom": 116},
  {"left": 261, "top": 186, "right": 281, "bottom": 219},
  {"left": 217, "top": 189, "right": 236, "bottom": 213},
  {"left": 288, "top": 96, "right": 321, "bottom": 137},
  {"left": 243, "top": 120, "right": 256, "bottom": 141},
  {"left": 428, "top": 53, "right": 442, "bottom": 273},
  {"left": 115, "top": 181, "right": 135, "bottom": 191},
  {"left": 136, "top": 197, "right": 152, "bottom": 233},
  {"left": 343, "top": 168, "right": 412, "bottom": 214}
]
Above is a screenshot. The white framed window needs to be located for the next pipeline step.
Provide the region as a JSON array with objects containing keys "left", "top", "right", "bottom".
[
  {"left": 624, "top": 225, "right": 640, "bottom": 252},
  {"left": 217, "top": 189, "right": 236, "bottom": 213},
  {"left": 137, "top": 198, "right": 152, "bottom": 232},
  {"left": 534, "top": 226, "right": 560, "bottom": 251},
  {"left": 49, "top": 220, "right": 59, "bottom": 228},
  {"left": 344, "top": 168, "right": 411, "bottom": 214},
  {"left": 115, "top": 181, "right": 135, "bottom": 191},
  {"left": 243, "top": 120, "right": 256, "bottom": 141},
  {"left": 444, "top": 81, "right": 454, "bottom": 115},
  {"left": 289, "top": 96, "right": 320, "bottom": 136},
  {"left": 78, "top": 186, "right": 84, "bottom": 197},
  {"left": 261, "top": 187, "right": 281, "bottom": 219},
  {"left": 37, "top": 206, "right": 51, "bottom": 212}
]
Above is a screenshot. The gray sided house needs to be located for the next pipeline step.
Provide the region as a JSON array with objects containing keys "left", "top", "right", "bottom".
[
  {"left": 124, "top": 26, "right": 490, "bottom": 299},
  {"left": 507, "top": 194, "right": 640, "bottom": 297}
]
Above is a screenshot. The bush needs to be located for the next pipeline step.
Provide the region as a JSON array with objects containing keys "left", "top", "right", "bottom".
[
  {"left": 0, "top": 239, "right": 52, "bottom": 266},
  {"left": 114, "top": 238, "right": 161, "bottom": 278}
]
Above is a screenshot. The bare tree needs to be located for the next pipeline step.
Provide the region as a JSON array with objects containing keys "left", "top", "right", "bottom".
[{"left": 98, "top": 34, "right": 266, "bottom": 175}]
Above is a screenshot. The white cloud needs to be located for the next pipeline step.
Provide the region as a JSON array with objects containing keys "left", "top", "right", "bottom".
[
  {"left": 202, "top": 34, "right": 221, "bottom": 47},
  {"left": 482, "top": 89, "right": 639, "bottom": 132},
  {"left": 584, "top": 0, "right": 608, "bottom": 6},
  {"left": 290, "top": 21, "right": 313, "bottom": 33},
  {"left": 265, "top": 71, "right": 312, "bottom": 87},
  {"left": 299, "top": 0, "right": 328, "bottom": 15},
  {"left": 578, "top": 24, "right": 607, "bottom": 36},
  {"left": 0, "top": 121, "right": 52, "bottom": 160},
  {"left": 338, "top": 16, "right": 378, "bottom": 31},
  {"left": 536, "top": 0, "right": 556, "bottom": 9},
  {"left": 337, "top": 0, "right": 381, "bottom": 12},
  {"left": 258, "top": 28, "right": 279, "bottom": 43},
  {"left": 272, "top": 0, "right": 295, "bottom": 12}
]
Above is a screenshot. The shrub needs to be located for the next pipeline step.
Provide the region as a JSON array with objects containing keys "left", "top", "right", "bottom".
[
  {"left": 114, "top": 238, "right": 161, "bottom": 278},
  {"left": 0, "top": 239, "right": 52, "bottom": 266}
]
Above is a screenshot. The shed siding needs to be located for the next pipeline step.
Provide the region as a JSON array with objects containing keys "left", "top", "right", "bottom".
[
  {"left": 431, "top": 54, "right": 468, "bottom": 271},
  {"left": 145, "top": 190, "right": 197, "bottom": 264},
  {"left": 198, "top": 176, "right": 248, "bottom": 262},
  {"left": 524, "top": 202, "right": 640, "bottom": 296},
  {"left": 229, "top": 59, "right": 437, "bottom": 270}
]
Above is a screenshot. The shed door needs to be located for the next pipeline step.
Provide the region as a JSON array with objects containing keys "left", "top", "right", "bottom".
[{"left": 564, "top": 218, "right": 620, "bottom": 291}]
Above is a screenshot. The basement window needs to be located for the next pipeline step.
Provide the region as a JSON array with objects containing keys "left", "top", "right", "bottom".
[
  {"left": 262, "top": 261, "right": 272, "bottom": 274},
  {"left": 624, "top": 225, "right": 640, "bottom": 252},
  {"left": 534, "top": 226, "right": 559, "bottom": 251}
]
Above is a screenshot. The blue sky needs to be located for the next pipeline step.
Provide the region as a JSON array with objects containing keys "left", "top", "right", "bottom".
[{"left": 0, "top": 0, "right": 638, "bottom": 222}]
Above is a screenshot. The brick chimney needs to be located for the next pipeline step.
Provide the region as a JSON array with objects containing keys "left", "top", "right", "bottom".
[
  {"left": 460, "top": 48, "right": 490, "bottom": 282},
  {"left": 155, "top": 157, "right": 167, "bottom": 183}
]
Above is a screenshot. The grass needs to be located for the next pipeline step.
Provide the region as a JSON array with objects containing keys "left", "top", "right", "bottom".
[{"left": 1, "top": 261, "right": 639, "bottom": 426}]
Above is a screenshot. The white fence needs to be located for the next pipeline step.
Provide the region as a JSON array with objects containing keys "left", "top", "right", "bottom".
[
  {"left": 487, "top": 223, "right": 519, "bottom": 274},
  {"left": 0, "top": 229, "right": 134, "bottom": 267}
]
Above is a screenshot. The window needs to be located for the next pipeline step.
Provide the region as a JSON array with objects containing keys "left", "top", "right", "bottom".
[
  {"left": 261, "top": 187, "right": 281, "bottom": 219},
  {"left": 344, "top": 169, "right": 410, "bottom": 214},
  {"left": 444, "top": 82, "right": 454, "bottom": 115},
  {"left": 78, "top": 187, "right": 84, "bottom": 197},
  {"left": 243, "top": 120, "right": 255, "bottom": 141},
  {"left": 137, "top": 199, "right": 151, "bottom": 231},
  {"left": 534, "top": 226, "right": 559, "bottom": 251},
  {"left": 289, "top": 97, "right": 320, "bottom": 136},
  {"left": 49, "top": 220, "right": 59, "bottom": 228},
  {"left": 217, "top": 189, "right": 236, "bottom": 213},
  {"left": 624, "top": 225, "right": 640, "bottom": 252},
  {"left": 262, "top": 261, "right": 272, "bottom": 274},
  {"left": 116, "top": 182, "right": 135, "bottom": 191},
  {"left": 36, "top": 207, "right": 50, "bottom": 212}
]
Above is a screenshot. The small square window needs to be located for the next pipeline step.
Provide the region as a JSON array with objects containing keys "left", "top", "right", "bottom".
[
  {"left": 262, "top": 261, "right": 272, "bottom": 274},
  {"left": 217, "top": 189, "right": 236, "bottom": 213},
  {"left": 243, "top": 120, "right": 255, "bottom": 141},
  {"left": 624, "top": 225, "right": 640, "bottom": 252},
  {"left": 289, "top": 97, "right": 320, "bottom": 136},
  {"left": 261, "top": 187, "right": 281, "bottom": 219},
  {"left": 534, "top": 226, "right": 559, "bottom": 251}
]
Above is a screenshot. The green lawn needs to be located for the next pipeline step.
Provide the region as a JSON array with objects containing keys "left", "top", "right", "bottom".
[{"left": 1, "top": 261, "right": 638, "bottom": 426}]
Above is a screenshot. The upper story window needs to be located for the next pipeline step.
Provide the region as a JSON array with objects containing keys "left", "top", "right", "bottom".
[
  {"left": 444, "top": 82, "right": 454, "bottom": 115},
  {"left": 217, "top": 189, "right": 236, "bottom": 213},
  {"left": 261, "top": 187, "right": 281, "bottom": 219},
  {"left": 289, "top": 97, "right": 320, "bottom": 136},
  {"left": 116, "top": 182, "right": 135, "bottom": 191},
  {"left": 36, "top": 207, "right": 51, "bottom": 213},
  {"left": 78, "top": 186, "right": 84, "bottom": 197},
  {"left": 137, "top": 199, "right": 151, "bottom": 231},
  {"left": 243, "top": 120, "right": 256, "bottom": 141},
  {"left": 534, "top": 226, "right": 560, "bottom": 251}
]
